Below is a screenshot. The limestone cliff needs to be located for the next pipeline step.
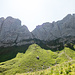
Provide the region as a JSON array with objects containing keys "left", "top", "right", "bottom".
[
  {"left": 0, "top": 14, "right": 75, "bottom": 47},
  {"left": 32, "top": 14, "right": 75, "bottom": 41},
  {"left": 0, "top": 16, "right": 33, "bottom": 47}
]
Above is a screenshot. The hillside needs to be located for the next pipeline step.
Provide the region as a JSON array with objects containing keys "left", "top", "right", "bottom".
[
  {"left": 0, "top": 44, "right": 75, "bottom": 75},
  {"left": 16, "top": 60, "right": 75, "bottom": 75}
]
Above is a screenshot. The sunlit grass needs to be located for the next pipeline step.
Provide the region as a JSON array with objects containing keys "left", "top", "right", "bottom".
[
  {"left": 16, "top": 60, "right": 75, "bottom": 75},
  {"left": 0, "top": 44, "right": 75, "bottom": 75}
]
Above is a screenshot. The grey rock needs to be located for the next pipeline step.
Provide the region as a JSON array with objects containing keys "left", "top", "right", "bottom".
[
  {"left": 0, "top": 16, "right": 33, "bottom": 47},
  {"left": 16, "top": 25, "right": 33, "bottom": 43},
  {"left": 32, "top": 22, "right": 61, "bottom": 41},
  {"left": 0, "top": 14, "right": 75, "bottom": 47},
  {"left": 0, "top": 16, "right": 21, "bottom": 44},
  {"left": 32, "top": 14, "right": 75, "bottom": 41}
]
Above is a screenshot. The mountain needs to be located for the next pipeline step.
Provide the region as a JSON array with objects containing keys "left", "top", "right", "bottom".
[
  {"left": 32, "top": 14, "right": 75, "bottom": 41},
  {"left": 0, "top": 14, "right": 75, "bottom": 75},
  {"left": 32, "top": 14, "right": 75, "bottom": 50},
  {"left": 0, "top": 16, "right": 33, "bottom": 47},
  {"left": 0, "top": 14, "right": 75, "bottom": 48}
]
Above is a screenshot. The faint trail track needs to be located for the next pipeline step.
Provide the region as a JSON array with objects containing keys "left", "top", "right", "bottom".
[
  {"left": 58, "top": 51, "right": 72, "bottom": 60},
  {"left": 65, "top": 52, "right": 72, "bottom": 60}
]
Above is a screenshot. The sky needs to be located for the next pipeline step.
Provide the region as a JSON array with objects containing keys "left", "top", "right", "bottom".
[{"left": 0, "top": 0, "right": 75, "bottom": 31}]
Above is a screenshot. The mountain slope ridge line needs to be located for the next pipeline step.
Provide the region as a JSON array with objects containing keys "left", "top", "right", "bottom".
[{"left": 0, "top": 14, "right": 75, "bottom": 47}]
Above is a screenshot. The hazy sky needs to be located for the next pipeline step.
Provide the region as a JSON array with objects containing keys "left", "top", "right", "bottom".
[{"left": 0, "top": 0, "right": 75, "bottom": 31}]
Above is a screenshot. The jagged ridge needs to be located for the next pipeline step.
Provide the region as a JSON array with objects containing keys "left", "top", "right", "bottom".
[
  {"left": 0, "top": 14, "right": 75, "bottom": 48},
  {"left": 0, "top": 17, "right": 33, "bottom": 47}
]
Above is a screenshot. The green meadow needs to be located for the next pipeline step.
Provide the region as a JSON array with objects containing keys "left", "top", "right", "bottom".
[{"left": 0, "top": 44, "right": 75, "bottom": 75}]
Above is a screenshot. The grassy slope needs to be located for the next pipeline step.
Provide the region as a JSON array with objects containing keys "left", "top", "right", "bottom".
[
  {"left": 16, "top": 60, "right": 75, "bottom": 75},
  {"left": 0, "top": 44, "right": 75, "bottom": 75}
]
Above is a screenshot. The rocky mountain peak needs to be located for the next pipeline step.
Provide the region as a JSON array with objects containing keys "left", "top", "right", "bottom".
[
  {"left": 0, "top": 17, "right": 33, "bottom": 47},
  {"left": 0, "top": 14, "right": 75, "bottom": 47},
  {"left": 32, "top": 14, "right": 75, "bottom": 41}
]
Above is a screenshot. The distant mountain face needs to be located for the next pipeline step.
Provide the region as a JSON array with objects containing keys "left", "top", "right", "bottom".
[
  {"left": 0, "top": 14, "right": 75, "bottom": 48},
  {"left": 0, "top": 16, "right": 33, "bottom": 47},
  {"left": 32, "top": 14, "right": 75, "bottom": 41}
]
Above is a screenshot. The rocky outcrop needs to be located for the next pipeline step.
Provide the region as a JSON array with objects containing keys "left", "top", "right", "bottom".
[
  {"left": 32, "top": 14, "right": 75, "bottom": 41},
  {"left": 31, "top": 14, "right": 75, "bottom": 50},
  {"left": 32, "top": 22, "right": 61, "bottom": 41},
  {"left": 0, "top": 14, "right": 75, "bottom": 47},
  {"left": 0, "top": 16, "right": 33, "bottom": 47}
]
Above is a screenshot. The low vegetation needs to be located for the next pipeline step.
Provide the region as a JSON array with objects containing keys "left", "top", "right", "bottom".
[
  {"left": 0, "top": 44, "right": 75, "bottom": 75},
  {"left": 16, "top": 60, "right": 75, "bottom": 75}
]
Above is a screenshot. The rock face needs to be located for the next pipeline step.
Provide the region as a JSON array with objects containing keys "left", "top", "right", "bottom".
[
  {"left": 32, "top": 14, "right": 75, "bottom": 41},
  {"left": 0, "top": 14, "right": 75, "bottom": 47},
  {"left": 0, "top": 16, "right": 33, "bottom": 47}
]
